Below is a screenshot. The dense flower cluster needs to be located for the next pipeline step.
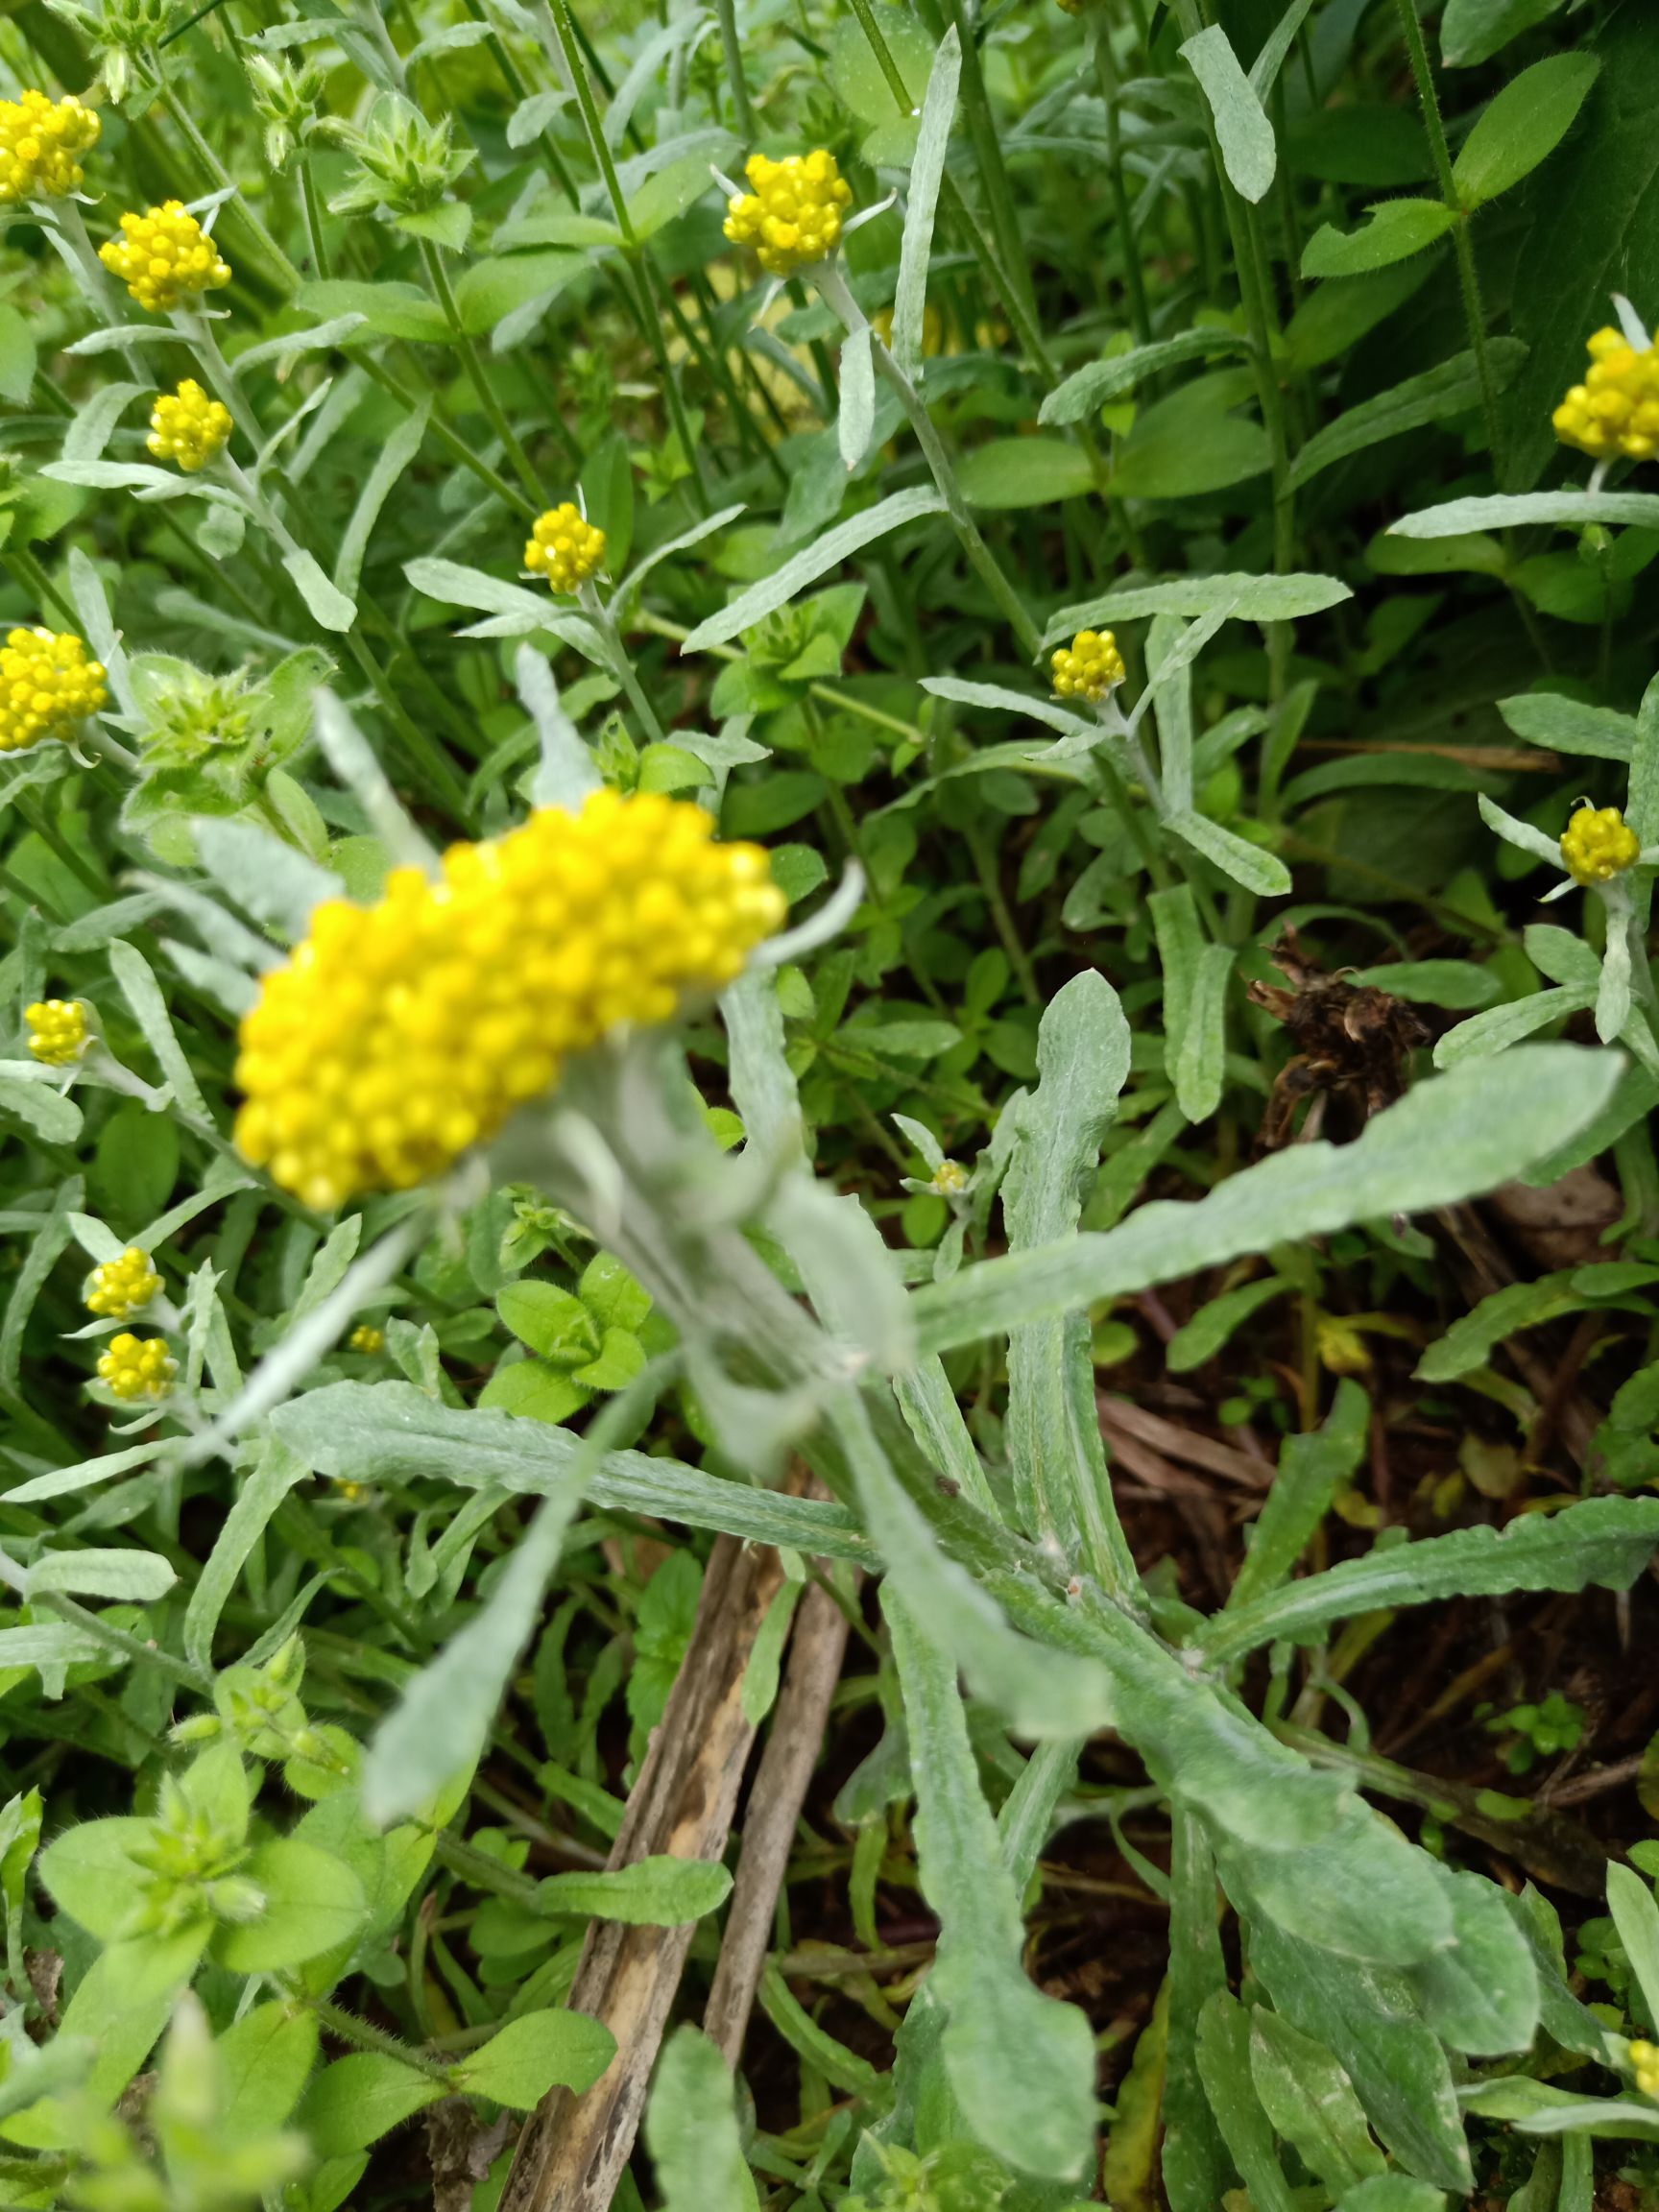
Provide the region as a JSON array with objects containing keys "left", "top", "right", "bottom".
[
  {"left": 100, "top": 202, "right": 232, "bottom": 312},
  {"left": 0, "top": 90, "right": 100, "bottom": 204},
  {"left": 25, "top": 999, "right": 88, "bottom": 1067},
  {"left": 1561, "top": 804, "right": 1640, "bottom": 886},
  {"left": 85, "top": 1247, "right": 162, "bottom": 1320},
  {"left": 1629, "top": 2039, "right": 1659, "bottom": 2099},
  {"left": 348, "top": 1324, "right": 385, "bottom": 1355},
  {"left": 147, "top": 378, "right": 232, "bottom": 471},
  {"left": 1051, "top": 628, "right": 1125, "bottom": 703},
  {"left": 929, "top": 1160, "right": 969, "bottom": 1195},
  {"left": 233, "top": 790, "right": 787, "bottom": 1209},
  {"left": 97, "top": 1333, "right": 176, "bottom": 1402},
  {"left": 0, "top": 628, "right": 108, "bottom": 752},
  {"left": 724, "top": 150, "right": 852, "bottom": 277},
  {"left": 1552, "top": 326, "right": 1659, "bottom": 463},
  {"left": 524, "top": 503, "right": 606, "bottom": 594}
]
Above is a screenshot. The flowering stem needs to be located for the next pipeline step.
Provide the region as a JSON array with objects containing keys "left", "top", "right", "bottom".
[
  {"left": 1091, "top": 19, "right": 1153, "bottom": 349},
  {"left": 814, "top": 263, "right": 1042, "bottom": 662},
  {"left": 419, "top": 241, "right": 551, "bottom": 502},
  {"left": 1392, "top": 0, "right": 1503, "bottom": 475}
]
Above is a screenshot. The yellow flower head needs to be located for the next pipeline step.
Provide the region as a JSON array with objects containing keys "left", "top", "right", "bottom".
[
  {"left": 0, "top": 90, "right": 100, "bottom": 205},
  {"left": 233, "top": 789, "right": 788, "bottom": 1211},
  {"left": 25, "top": 998, "right": 88, "bottom": 1067},
  {"left": 348, "top": 1324, "right": 385, "bottom": 1355},
  {"left": 85, "top": 1246, "right": 162, "bottom": 1320},
  {"left": 1552, "top": 325, "right": 1659, "bottom": 464},
  {"left": 0, "top": 627, "right": 108, "bottom": 753},
  {"left": 99, "top": 202, "right": 232, "bottom": 313},
  {"left": 524, "top": 503, "right": 605, "bottom": 594},
  {"left": 929, "top": 1159, "right": 969, "bottom": 1195},
  {"left": 1561, "top": 803, "right": 1641, "bottom": 886},
  {"left": 147, "top": 378, "right": 232, "bottom": 472},
  {"left": 1050, "top": 628, "right": 1126, "bottom": 704},
  {"left": 97, "top": 1332, "right": 176, "bottom": 1403},
  {"left": 724, "top": 150, "right": 853, "bottom": 278}
]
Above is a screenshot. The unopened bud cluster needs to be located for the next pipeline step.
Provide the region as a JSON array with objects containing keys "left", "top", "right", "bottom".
[
  {"left": 25, "top": 998, "right": 89, "bottom": 1066},
  {"left": 1629, "top": 2040, "right": 1659, "bottom": 2098},
  {"left": 0, "top": 628, "right": 108, "bottom": 752},
  {"left": 1553, "top": 327, "right": 1659, "bottom": 463},
  {"left": 85, "top": 1246, "right": 162, "bottom": 1319},
  {"left": 724, "top": 150, "right": 853, "bottom": 277},
  {"left": 147, "top": 377, "right": 232, "bottom": 471},
  {"left": 1561, "top": 804, "right": 1640, "bottom": 886},
  {"left": 524, "top": 503, "right": 606, "bottom": 594},
  {"left": 100, "top": 201, "right": 232, "bottom": 312},
  {"left": 234, "top": 789, "right": 787, "bottom": 1210},
  {"left": 97, "top": 1333, "right": 177, "bottom": 1401},
  {"left": 349, "top": 1324, "right": 385, "bottom": 1355},
  {"left": 0, "top": 90, "right": 100, "bottom": 204},
  {"left": 1050, "top": 628, "right": 1125, "bottom": 703}
]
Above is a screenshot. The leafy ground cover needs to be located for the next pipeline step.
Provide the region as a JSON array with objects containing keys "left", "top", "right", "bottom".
[{"left": 2, "top": 0, "right": 1659, "bottom": 2204}]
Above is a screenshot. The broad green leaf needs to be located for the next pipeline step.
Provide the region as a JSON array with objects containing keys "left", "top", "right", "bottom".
[
  {"left": 496, "top": 1280, "right": 595, "bottom": 1362},
  {"left": 1194, "top": 1992, "right": 1291, "bottom": 2212},
  {"left": 1111, "top": 380, "right": 1272, "bottom": 500},
  {"left": 1245, "top": 1913, "right": 1471, "bottom": 2191},
  {"left": 1459, "top": 2078, "right": 1659, "bottom": 2140},
  {"left": 1607, "top": 1863, "right": 1659, "bottom": 2032},
  {"left": 1169, "top": 810, "right": 1292, "bottom": 897},
  {"left": 1227, "top": 1380, "right": 1368, "bottom": 1612},
  {"left": 1441, "top": 0, "right": 1565, "bottom": 65},
  {"left": 1045, "top": 570, "right": 1349, "bottom": 645},
  {"left": 644, "top": 2028, "right": 758, "bottom": 2212},
  {"left": 1392, "top": 493, "right": 1659, "bottom": 537},
  {"left": 215, "top": 1839, "right": 368, "bottom": 1971},
  {"left": 893, "top": 28, "right": 960, "bottom": 379},
  {"left": 1222, "top": 1798, "right": 1453, "bottom": 1965},
  {"left": 451, "top": 2008, "right": 615, "bottom": 2109},
  {"left": 1499, "top": 693, "right": 1636, "bottom": 762},
  {"left": 1408, "top": 1864, "right": 1538, "bottom": 2056},
  {"left": 1183, "top": 26, "right": 1276, "bottom": 203},
  {"left": 956, "top": 438, "right": 1095, "bottom": 510},
  {"left": 1198, "top": 1497, "right": 1659, "bottom": 1665},
  {"left": 295, "top": 2054, "right": 444, "bottom": 2155},
  {"left": 1344, "top": 959, "right": 1499, "bottom": 1009},
  {"left": 271, "top": 1382, "right": 876, "bottom": 1563},
  {"left": 1040, "top": 329, "right": 1251, "bottom": 424},
  {"left": 295, "top": 279, "right": 450, "bottom": 345},
  {"left": 1167, "top": 1275, "right": 1289, "bottom": 1373},
  {"left": 1249, "top": 2008, "right": 1383, "bottom": 2194},
  {"left": 1416, "top": 1265, "right": 1653, "bottom": 1382},
  {"left": 885, "top": 1592, "right": 1097, "bottom": 2180},
  {"left": 683, "top": 490, "right": 946, "bottom": 650},
  {"left": 1301, "top": 199, "right": 1454, "bottom": 278},
  {"left": 1287, "top": 341, "right": 1527, "bottom": 489},
  {"left": 1453, "top": 53, "right": 1599, "bottom": 210},
  {"left": 535, "top": 1856, "right": 730, "bottom": 1926},
  {"left": 25, "top": 1549, "right": 175, "bottom": 1602},
  {"left": 1334, "top": 2181, "right": 1449, "bottom": 2212},
  {"left": 39, "top": 1817, "right": 154, "bottom": 1940},
  {"left": 216, "top": 2004, "right": 321, "bottom": 2136},
  {"left": 828, "top": 1, "right": 932, "bottom": 118},
  {"left": 451, "top": 249, "right": 580, "bottom": 334},
  {"left": 911, "top": 1046, "right": 1619, "bottom": 1356},
  {"left": 1433, "top": 989, "right": 1593, "bottom": 1069}
]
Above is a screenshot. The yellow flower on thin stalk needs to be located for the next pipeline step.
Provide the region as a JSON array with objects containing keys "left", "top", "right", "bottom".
[
  {"left": 524, "top": 503, "right": 605, "bottom": 595},
  {"left": 1560, "top": 804, "right": 1641, "bottom": 887},
  {"left": 25, "top": 999, "right": 89, "bottom": 1067},
  {"left": 0, "top": 90, "right": 99, "bottom": 204},
  {"left": 85, "top": 1247, "right": 162, "bottom": 1320},
  {"left": 233, "top": 789, "right": 787, "bottom": 1211},
  {"left": 147, "top": 379, "right": 232, "bottom": 472},
  {"left": 724, "top": 150, "right": 853, "bottom": 278},
  {"left": 0, "top": 628, "right": 108, "bottom": 752},
  {"left": 1050, "top": 629, "right": 1125, "bottom": 704},
  {"left": 100, "top": 202, "right": 231, "bottom": 313},
  {"left": 97, "top": 1333, "right": 176, "bottom": 1403}
]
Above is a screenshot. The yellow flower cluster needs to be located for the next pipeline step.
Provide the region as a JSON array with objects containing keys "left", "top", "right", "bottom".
[
  {"left": 929, "top": 1160, "right": 969, "bottom": 1195},
  {"left": 1552, "top": 327, "right": 1659, "bottom": 463},
  {"left": 524, "top": 504, "right": 606, "bottom": 595},
  {"left": 1629, "top": 2040, "right": 1659, "bottom": 2099},
  {"left": 85, "top": 1247, "right": 162, "bottom": 1320},
  {"left": 0, "top": 628, "right": 108, "bottom": 753},
  {"left": 724, "top": 150, "right": 853, "bottom": 278},
  {"left": 25, "top": 999, "right": 88, "bottom": 1067},
  {"left": 348, "top": 1324, "right": 385, "bottom": 1355},
  {"left": 147, "top": 378, "right": 232, "bottom": 472},
  {"left": 100, "top": 202, "right": 232, "bottom": 313},
  {"left": 233, "top": 790, "right": 788, "bottom": 1210},
  {"left": 1561, "top": 804, "right": 1640, "bottom": 886},
  {"left": 97, "top": 1333, "right": 176, "bottom": 1402},
  {"left": 1051, "top": 628, "right": 1126, "bottom": 703},
  {"left": 0, "top": 90, "right": 100, "bottom": 204}
]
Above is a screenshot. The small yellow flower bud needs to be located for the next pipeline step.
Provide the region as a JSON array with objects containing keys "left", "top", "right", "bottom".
[
  {"left": 96, "top": 1332, "right": 177, "bottom": 1402},
  {"left": 85, "top": 1247, "right": 162, "bottom": 1320},
  {"left": 723, "top": 150, "right": 854, "bottom": 278},
  {"left": 929, "top": 1160, "right": 969, "bottom": 1195},
  {"left": 348, "top": 1324, "right": 385, "bottom": 1355},
  {"left": 233, "top": 790, "right": 788, "bottom": 1211},
  {"left": 25, "top": 998, "right": 88, "bottom": 1067},
  {"left": 147, "top": 378, "right": 232, "bottom": 472},
  {"left": 1553, "top": 324, "right": 1659, "bottom": 464},
  {"left": 100, "top": 202, "right": 232, "bottom": 313},
  {"left": 524, "top": 503, "right": 606, "bottom": 594},
  {"left": 0, "top": 91, "right": 99, "bottom": 204},
  {"left": 1050, "top": 629, "right": 1126, "bottom": 704},
  {"left": 1561, "top": 804, "right": 1641, "bottom": 887},
  {"left": 1640, "top": 2066, "right": 1659, "bottom": 2100},
  {"left": 1629, "top": 2039, "right": 1658, "bottom": 2066},
  {"left": 0, "top": 628, "right": 108, "bottom": 752}
]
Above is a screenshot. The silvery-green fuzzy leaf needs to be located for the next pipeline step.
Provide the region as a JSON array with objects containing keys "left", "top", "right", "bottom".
[
  {"left": 1182, "top": 26, "right": 1276, "bottom": 200},
  {"left": 333, "top": 396, "right": 429, "bottom": 601},
  {"left": 108, "top": 939, "right": 210, "bottom": 1121},
  {"left": 282, "top": 547, "right": 356, "bottom": 633},
  {"left": 1393, "top": 492, "right": 1659, "bottom": 537},
  {"left": 1044, "top": 571, "right": 1351, "bottom": 647},
  {"left": 644, "top": 2029, "right": 760, "bottom": 2212},
  {"left": 682, "top": 490, "right": 947, "bottom": 651},
  {"left": 26, "top": 1548, "right": 176, "bottom": 1601},
  {"left": 837, "top": 323, "right": 875, "bottom": 470},
  {"left": 192, "top": 817, "right": 344, "bottom": 940},
  {"left": 892, "top": 27, "right": 960, "bottom": 378}
]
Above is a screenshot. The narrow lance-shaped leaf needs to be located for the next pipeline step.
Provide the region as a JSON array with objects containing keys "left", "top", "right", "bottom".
[
  {"left": 893, "top": 27, "right": 960, "bottom": 379},
  {"left": 682, "top": 489, "right": 947, "bottom": 651}
]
